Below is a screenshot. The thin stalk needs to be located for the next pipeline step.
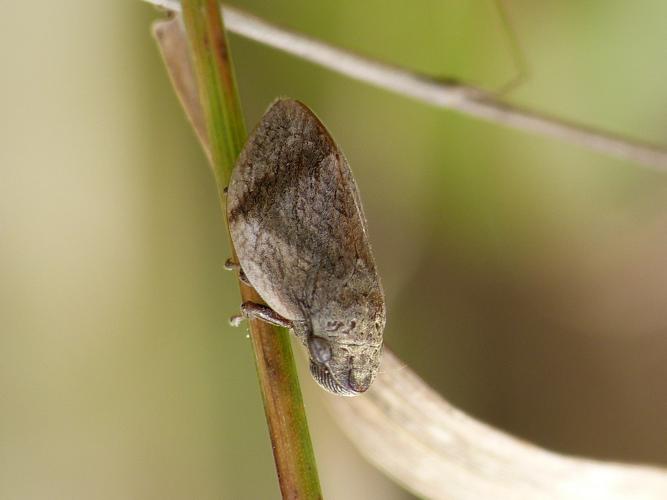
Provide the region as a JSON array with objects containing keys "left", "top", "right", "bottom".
[
  {"left": 179, "top": 2, "right": 322, "bottom": 498},
  {"left": 146, "top": 0, "right": 667, "bottom": 171}
]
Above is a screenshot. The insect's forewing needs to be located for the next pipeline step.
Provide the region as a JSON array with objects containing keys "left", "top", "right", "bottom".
[{"left": 227, "top": 99, "right": 383, "bottom": 332}]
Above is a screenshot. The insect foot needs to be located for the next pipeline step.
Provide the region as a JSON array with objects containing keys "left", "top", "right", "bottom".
[
  {"left": 224, "top": 258, "right": 250, "bottom": 286},
  {"left": 229, "top": 313, "right": 244, "bottom": 328}
]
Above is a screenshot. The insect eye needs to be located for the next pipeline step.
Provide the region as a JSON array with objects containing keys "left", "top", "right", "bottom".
[{"left": 308, "top": 336, "right": 332, "bottom": 364}]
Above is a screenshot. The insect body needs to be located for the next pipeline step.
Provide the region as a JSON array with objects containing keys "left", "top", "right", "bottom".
[{"left": 226, "top": 98, "right": 385, "bottom": 396}]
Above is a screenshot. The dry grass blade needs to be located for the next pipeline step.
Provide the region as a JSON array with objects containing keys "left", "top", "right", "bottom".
[
  {"left": 144, "top": 0, "right": 667, "bottom": 171},
  {"left": 152, "top": 15, "right": 207, "bottom": 152},
  {"left": 328, "top": 349, "right": 667, "bottom": 499}
]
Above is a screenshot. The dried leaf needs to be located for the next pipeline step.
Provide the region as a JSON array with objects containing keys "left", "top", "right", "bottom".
[{"left": 328, "top": 349, "right": 667, "bottom": 499}]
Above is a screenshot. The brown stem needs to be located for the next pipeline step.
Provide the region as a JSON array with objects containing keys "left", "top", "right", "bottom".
[{"left": 156, "top": 5, "right": 322, "bottom": 498}]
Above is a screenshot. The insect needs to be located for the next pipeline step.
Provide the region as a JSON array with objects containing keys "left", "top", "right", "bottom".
[{"left": 226, "top": 98, "right": 385, "bottom": 396}]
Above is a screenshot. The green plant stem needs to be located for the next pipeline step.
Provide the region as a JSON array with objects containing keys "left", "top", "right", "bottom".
[{"left": 179, "top": 2, "right": 322, "bottom": 498}]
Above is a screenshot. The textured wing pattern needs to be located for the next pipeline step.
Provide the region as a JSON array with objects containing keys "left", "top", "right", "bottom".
[{"left": 227, "top": 99, "right": 381, "bottom": 326}]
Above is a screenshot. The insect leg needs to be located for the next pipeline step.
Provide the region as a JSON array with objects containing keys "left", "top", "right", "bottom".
[
  {"left": 224, "top": 258, "right": 251, "bottom": 286},
  {"left": 230, "top": 302, "right": 293, "bottom": 329}
]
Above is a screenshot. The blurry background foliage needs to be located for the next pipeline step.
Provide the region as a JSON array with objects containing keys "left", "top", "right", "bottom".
[{"left": 1, "top": 1, "right": 666, "bottom": 499}]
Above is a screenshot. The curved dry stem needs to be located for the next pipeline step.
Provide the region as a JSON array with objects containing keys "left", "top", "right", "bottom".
[
  {"left": 327, "top": 349, "right": 667, "bottom": 500},
  {"left": 145, "top": 0, "right": 667, "bottom": 170}
]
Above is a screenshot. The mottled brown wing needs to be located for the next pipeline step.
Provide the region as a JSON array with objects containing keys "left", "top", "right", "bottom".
[{"left": 226, "top": 98, "right": 381, "bottom": 322}]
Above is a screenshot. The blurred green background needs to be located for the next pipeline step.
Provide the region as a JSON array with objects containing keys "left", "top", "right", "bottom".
[{"left": 1, "top": 1, "right": 666, "bottom": 498}]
